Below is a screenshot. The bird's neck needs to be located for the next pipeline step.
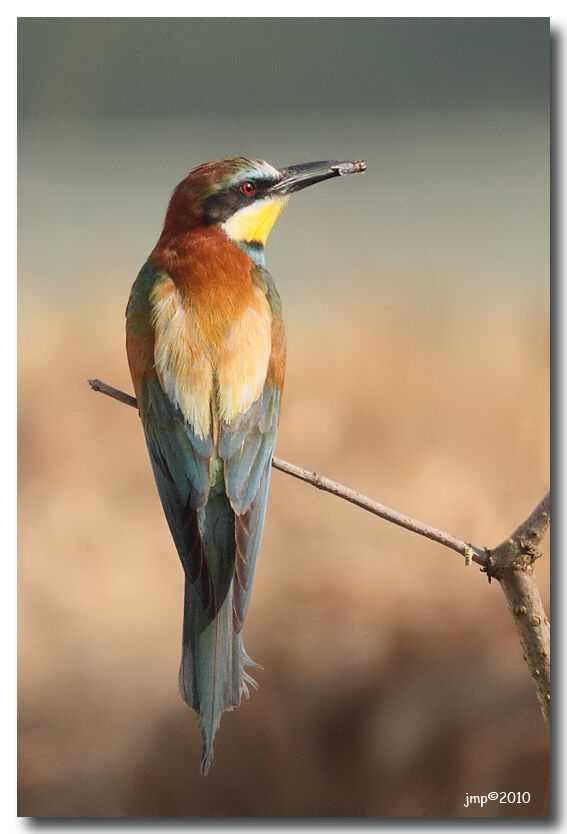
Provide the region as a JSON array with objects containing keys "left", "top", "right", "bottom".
[
  {"left": 231, "top": 240, "right": 266, "bottom": 268},
  {"left": 150, "top": 226, "right": 267, "bottom": 276}
]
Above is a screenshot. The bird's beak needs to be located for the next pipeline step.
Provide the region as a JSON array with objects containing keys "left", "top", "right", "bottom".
[{"left": 270, "top": 159, "right": 366, "bottom": 195}]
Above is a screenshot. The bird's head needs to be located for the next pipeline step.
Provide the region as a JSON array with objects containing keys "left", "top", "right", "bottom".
[{"left": 162, "top": 156, "right": 366, "bottom": 251}]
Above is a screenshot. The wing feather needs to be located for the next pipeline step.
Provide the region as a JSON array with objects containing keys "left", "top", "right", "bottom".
[{"left": 220, "top": 384, "right": 280, "bottom": 630}]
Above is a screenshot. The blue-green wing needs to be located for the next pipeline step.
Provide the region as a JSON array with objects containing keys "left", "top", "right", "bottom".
[
  {"left": 141, "top": 378, "right": 223, "bottom": 612},
  {"left": 220, "top": 383, "right": 281, "bottom": 630}
]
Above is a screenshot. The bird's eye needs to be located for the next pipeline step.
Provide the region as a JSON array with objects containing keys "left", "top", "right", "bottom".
[{"left": 241, "top": 181, "right": 256, "bottom": 196}]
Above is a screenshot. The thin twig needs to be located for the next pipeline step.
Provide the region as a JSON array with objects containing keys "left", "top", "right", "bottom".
[
  {"left": 270, "top": 457, "right": 487, "bottom": 567},
  {"left": 87, "top": 378, "right": 486, "bottom": 568},
  {"left": 88, "top": 379, "right": 137, "bottom": 408}
]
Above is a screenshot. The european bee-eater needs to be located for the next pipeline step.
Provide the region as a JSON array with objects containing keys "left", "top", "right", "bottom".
[{"left": 126, "top": 156, "right": 366, "bottom": 773}]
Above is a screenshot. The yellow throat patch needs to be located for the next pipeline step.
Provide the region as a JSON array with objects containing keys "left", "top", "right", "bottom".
[{"left": 222, "top": 196, "right": 288, "bottom": 245}]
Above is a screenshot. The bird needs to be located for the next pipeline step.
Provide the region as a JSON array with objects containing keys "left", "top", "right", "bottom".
[{"left": 125, "top": 156, "right": 366, "bottom": 774}]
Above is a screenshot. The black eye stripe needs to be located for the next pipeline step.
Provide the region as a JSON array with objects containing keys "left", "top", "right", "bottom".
[{"left": 201, "top": 176, "right": 278, "bottom": 226}]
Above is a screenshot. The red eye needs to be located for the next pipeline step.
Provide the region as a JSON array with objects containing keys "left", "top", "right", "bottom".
[{"left": 241, "top": 181, "right": 256, "bottom": 196}]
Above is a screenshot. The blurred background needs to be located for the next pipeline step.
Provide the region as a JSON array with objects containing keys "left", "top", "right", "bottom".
[{"left": 18, "top": 18, "right": 549, "bottom": 817}]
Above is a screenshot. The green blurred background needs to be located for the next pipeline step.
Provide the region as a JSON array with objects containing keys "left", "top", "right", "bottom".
[{"left": 18, "top": 18, "right": 550, "bottom": 817}]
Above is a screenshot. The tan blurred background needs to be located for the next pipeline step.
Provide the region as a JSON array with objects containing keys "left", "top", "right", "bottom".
[{"left": 18, "top": 18, "right": 549, "bottom": 817}]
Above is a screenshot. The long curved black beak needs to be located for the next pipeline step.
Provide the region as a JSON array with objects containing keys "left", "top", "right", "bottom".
[{"left": 270, "top": 159, "right": 366, "bottom": 195}]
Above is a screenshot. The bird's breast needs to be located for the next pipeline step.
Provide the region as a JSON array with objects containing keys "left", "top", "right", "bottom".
[{"left": 149, "top": 232, "right": 273, "bottom": 440}]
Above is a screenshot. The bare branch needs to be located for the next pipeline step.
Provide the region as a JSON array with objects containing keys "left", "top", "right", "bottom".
[
  {"left": 498, "top": 568, "right": 550, "bottom": 729},
  {"left": 483, "top": 493, "right": 551, "bottom": 729},
  {"left": 88, "top": 377, "right": 550, "bottom": 727}
]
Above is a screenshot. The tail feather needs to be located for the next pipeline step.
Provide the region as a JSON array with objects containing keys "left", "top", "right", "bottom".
[
  {"left": 177, "top": 473, "right": 266, "bottom": 774},
  {"left": 179, "top": 578, "right": 231, "bottom": 774},
  {"left": 180, "top": 580, "right": 260, "bottom": 774}
]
